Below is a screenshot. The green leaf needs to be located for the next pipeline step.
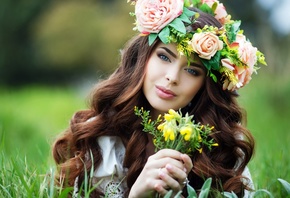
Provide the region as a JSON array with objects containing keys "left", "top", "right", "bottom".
[
  {"left": 184, "top": 0, "right": 191, "bottom": 7},
  {"left": 58, "top": 187, "right": 74, "bottom": 198},
  {"left": 198, "top": 178, "right": 212, "bottom": 198},
  {"left": 192, "top": 0, "right": 201, "bottom": 7},
  {"left": 210, "top": 72, "right": 217, "bottom": 83},
  {"left": 222, "top": 191, "right": 238, "bottom": 198},
  {"left": 252, "top": 189, "right": 274, "bottom": 198},
  {"left": 179, "top": 11, "right": 192, "bottom": 24},
  {"left": 278, "top": 178, "right": 290, "bottom": 194},
  {"left": 211, "top": 2, "right": 218, "bottom": 13},
  {"left": 200, "top": 59, "right": 211, "bottom": 71},
  {"left": 187, "top": 184, "right": 197, "bottom": 198},
  {"left": 169, "top": 18, "right": 186, "bottom": 34},
  {"left": 210, "top": 51, "right": 221, "bottom": 70},
  {"left": 148, "top": 33, "right": 158, "bottom": 46},
  {"left": 200, "top": 51, "right": 221, "bottom": 72},
  {"left": 183, "top": 7, "right": 196, "bottom": 18},
  {"left": 227, "top": 20, "right": 241, "bottom": 43},
  {"left": 164, "top": 190, "right": 173, "bottom": 198},
  {"left": 199, "top": 3, "right": 214, "bottom": 15},
  {"left": 173, "top": 191, "right": 183, "bottom": 198},
  {"left": 158, "top": 26, "right": 170, "bottom": 44}
]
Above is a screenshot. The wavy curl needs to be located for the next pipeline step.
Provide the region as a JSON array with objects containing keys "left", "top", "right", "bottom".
[{"left": 52, "top": 8, "right": 254, "bottom": 197}]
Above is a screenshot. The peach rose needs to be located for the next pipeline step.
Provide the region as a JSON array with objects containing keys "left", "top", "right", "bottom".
[
  {"left": 221, "top": 58, "right": 253, "bottom": 90},
  {"left": 235, "top": 34, "right": 258, "bottom": 68},
  {"left": 201, "top": 0, "right": 228, "bottom": 25},
  {"left": 135, "top": 0, "right": 184, "bottom": 34},
  {"left": 190, "top": 32, "right": 223, "bottom": 60}
]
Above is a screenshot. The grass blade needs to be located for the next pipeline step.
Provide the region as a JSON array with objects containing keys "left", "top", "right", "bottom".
[
  {"left": 278, "top": 178, "right": 290, "bottom": 194},
  {"left": 199, "top": 178, "right": 212, "bottom": 198}
]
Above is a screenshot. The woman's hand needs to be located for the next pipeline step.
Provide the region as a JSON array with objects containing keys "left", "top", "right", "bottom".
[{"left": 128, "top": 149, "right": 193, "bottom": 198}]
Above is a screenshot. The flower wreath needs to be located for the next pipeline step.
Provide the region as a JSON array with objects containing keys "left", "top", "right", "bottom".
[{"left": 127, "top": 0, "right": 267, "bottom": 91}]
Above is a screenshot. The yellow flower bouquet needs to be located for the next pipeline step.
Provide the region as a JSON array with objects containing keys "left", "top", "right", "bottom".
[{"left": 134, "top": 107, "right": 218, "bottom": 155}]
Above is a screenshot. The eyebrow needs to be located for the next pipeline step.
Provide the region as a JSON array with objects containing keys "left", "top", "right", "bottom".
[
  {"left": 160, "top": 47, "right": 177, "bottom": 58},
  {"left": 190, "top": 62, "right": 204, "bottom": 68},
  {"left": 160, "top": 46, "right": 204, "bottom": 69}
]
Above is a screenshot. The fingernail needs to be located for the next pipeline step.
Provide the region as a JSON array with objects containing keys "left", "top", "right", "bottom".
[
  {"left": 166, "top": 164, "right": 172, "bottom": 170},
  {"left": 159, "top": 169, "right": 165, "bottom": 177}
]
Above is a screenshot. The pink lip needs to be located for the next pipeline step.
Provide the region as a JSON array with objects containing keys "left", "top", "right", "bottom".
[{"left": 155, "top": 85, "right": 176, "bottom": 99}]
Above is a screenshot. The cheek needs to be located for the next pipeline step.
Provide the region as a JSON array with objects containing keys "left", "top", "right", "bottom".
[{"left": 183, "top": 78, "right": 205, "bottom": 100}]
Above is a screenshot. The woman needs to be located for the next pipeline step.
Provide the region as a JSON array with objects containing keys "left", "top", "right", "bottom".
[{"left": 52, "top": 0, "right": 266, "bottom": 197}]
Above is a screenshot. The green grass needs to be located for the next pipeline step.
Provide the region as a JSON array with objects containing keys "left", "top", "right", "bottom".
[
  {"left": 0, "top": 86, "right": 86, "bottom": 165},
  {"left": 0, "top": 75, "right": 290, "bottom": 197}
]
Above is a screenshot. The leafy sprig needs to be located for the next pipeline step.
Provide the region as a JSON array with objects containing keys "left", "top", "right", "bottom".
[{"left": 134, "top": 107, "right": 218, "bottom": 156}]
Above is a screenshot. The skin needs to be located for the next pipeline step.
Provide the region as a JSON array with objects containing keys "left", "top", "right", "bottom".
[
  {"left": 142, "top": 42, "right": 206, "bottom": 118},
  {"left": 129, "top": 42, "right": 206, "bottom": 197}
]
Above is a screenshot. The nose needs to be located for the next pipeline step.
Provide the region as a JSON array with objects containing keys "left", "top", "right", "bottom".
[{"left": 165, "top": 66, "right": 180, "bottom": 85}]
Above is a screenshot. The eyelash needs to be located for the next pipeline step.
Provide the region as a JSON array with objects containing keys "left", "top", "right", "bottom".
[
  {"left": 185, "top": 68, "right": 200, "bottom": 76},
  {"left": 157, "top": 52, "right": 201, "bottom": 76},
  {"left": 158, "top": 53, "right": 171, "bottom": 62}
]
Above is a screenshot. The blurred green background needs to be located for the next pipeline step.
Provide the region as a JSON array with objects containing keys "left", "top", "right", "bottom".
[{"left": 1, "top": 0, "right": 290, "bottom": 196}]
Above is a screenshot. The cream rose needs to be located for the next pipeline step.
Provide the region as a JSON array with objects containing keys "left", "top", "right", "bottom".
[
  {"left": 235, "top": 34, "right": 258, "bottom": 68},
  {"left": 221, "top": 58, "right": 253, "bottom": 90},
  {"left": 135, "top": 0, "right": 184, "bottom": 34},
  {"left": 190, "top": 32, "right": 223, "bottom": 60},
  {"left": 201, "top": 0, "right": 228, "bottom": 25}
]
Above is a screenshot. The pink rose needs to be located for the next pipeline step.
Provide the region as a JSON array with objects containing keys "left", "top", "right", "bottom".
[
  {"left": 135, "top": 0, "right": 184, "bottom": 34},
  {"left": 190, "top": 32, "right": 223, "bottom": 60},
  {"left": 221, "top": 58, "right": 253, "bottom": 90},
  {"left": 201, "top": 0, "right": 228, "bottom": 25},
  {"left": 235, "top": 34, "right": 258, "bottom": 68}
]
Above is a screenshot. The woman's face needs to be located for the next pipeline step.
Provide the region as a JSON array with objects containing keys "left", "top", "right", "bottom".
[{"left": 143, "top": 42, "right": 206, "bottom": 117}]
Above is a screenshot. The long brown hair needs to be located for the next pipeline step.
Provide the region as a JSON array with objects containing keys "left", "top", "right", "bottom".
[{"left": 52, "top": 8, "right": 254, "bottom": 197}]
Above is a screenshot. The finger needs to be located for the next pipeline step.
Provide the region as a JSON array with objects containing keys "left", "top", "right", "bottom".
[
  {"left": 148, "top": 149, "right": 183, "bottom": 161},
  {"left": 158, "top": 168, "right": 182, "bottom": 192},
  {"left": 146, "top": 156, "right": 184, "bottom": 171},
  {"left": 164, "top": 164, "right": 187, "bottom": 184},
  {"left": 154, "top": 181, "right": 169, "bottom": 196},
  {"left": 180, "top": 154, "right": 193, "bottom": 174}
]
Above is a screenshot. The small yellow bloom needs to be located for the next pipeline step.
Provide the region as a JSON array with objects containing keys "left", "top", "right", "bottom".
[
  {"left": 210, "top": 126, "right": 215, "bottom": 130},
  {"left": 169, "top": 131, "right": 175, "bottom": 141},
  {"left": 180, "top": 126, "right": 191, "bottom": 135},
  {"left": 164, "top": 113, "right": 174, "bottom": 121},
  {"left": 168, "top": 109, "right": 181, "bottom": 119},
  {"left": 157, "top": 114, "right": 162, "bottom": 120},
  {"left": 157, "top": 123, "right": 165, "bottom": 131},
  {"left": 180, "top": 126, "right": 192, "bottom": 141},
  {"left": 197, "top": 148, "right": 203, "bottom": 153},
  {"left": 164, "top": 127, "right": 175, "bottom": 141},
  {"left": 148, "top": 119, "right": 151, "bottom": 124},
  {"left": 198, "top": 134, "right": 202, "bottom": 142},
  {"left": 184, "top": 134, "right": 191, "bottom": 141},
  {"left": 212, "top": 143, "right": 219, "bottom": 147}
]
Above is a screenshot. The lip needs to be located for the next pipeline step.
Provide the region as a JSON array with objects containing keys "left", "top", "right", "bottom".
[{"left": 155, "top": 85, "right": 176, "bottom": 99}]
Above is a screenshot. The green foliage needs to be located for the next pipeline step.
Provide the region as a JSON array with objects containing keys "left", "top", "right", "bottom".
[
  {"left": 134, "top": 107, "right": 217, "bottom": 156},
  {"left": 0, "top": 86, "right": 86, "bottom": 164},
  {"left": 0, "top": 75, "right": 290, "bottom": 197},
  {"left": 278, "top": 179, "right": 290, "bottom": 194}
]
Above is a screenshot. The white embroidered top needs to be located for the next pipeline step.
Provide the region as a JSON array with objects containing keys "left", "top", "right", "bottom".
[{"left": 74, "top": 136, "right": 254, "bottom": 197}]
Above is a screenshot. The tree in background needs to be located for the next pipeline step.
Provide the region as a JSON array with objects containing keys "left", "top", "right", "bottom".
[
  {"left": 0, "top": 0, "right": 51, "bottom": 85},
  {"left": 0, "top": 0, "right": 288, "bottom": 86}
]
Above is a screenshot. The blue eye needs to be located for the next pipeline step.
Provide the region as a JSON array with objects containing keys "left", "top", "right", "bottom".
[
  {"left": 185, "top": 68, "right": 199, "bottom": 76},
  {"left": 158, "top": 54, "right": 171, "bottom": 62}
]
